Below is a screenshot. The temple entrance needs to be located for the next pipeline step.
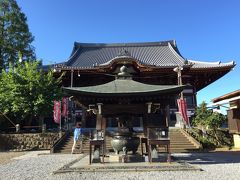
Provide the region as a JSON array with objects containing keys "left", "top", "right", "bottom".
[{"left": 106, "top": 115, "right": 142, "bottom": 130}]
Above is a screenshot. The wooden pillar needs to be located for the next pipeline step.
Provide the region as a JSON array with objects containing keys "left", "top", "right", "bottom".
[
  {"left": 81, "top": 108, "right": 86, "bottom": 128},
  {"left": 96, "top": 114, "right": 102, "bottom": 130},
  {"left": 193, "top": 86, "right": 197, "bottom": 108},
  {"left": 96, "top": 114, "right": 107, "bottom": 130},
  {"left": 140, "top": 117, "right": 143, "bottom": 128},
  {"left": 70, "top": 70, "right": 74, "bottom": 87},
  {"left": 101, "top": 117, "right": 106, "bottom": 130},
  {"left": 143, "top": 114, "right": 148, "bottom": 137}
]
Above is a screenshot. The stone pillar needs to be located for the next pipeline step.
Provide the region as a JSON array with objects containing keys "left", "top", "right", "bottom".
[
  {"left": 233, "top": 134, "right": 240, "bottom": 148},
  {"left": 42, "top": 124, "right": 46, "bottom": 133},
  {"left": 146, "top": 102, "right": 152, "bottom": 113},
  {"left": 16, "top": 124, "right": 20, "bottom": 133},
  {"left": 165, "top": 105, "right": 170, "bottom": 127},
  {"left": 175, "top": 112, "right": 184, "bottom": 128}
]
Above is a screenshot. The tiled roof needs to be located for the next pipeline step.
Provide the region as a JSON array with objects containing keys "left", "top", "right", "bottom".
[
  {"left": 60, "top": 40, "right": 235, "bottom": 70},
  {"left": 188, "top": 60, "right": 235, "bottom": 69},
  {"left": 65, "top": 40, "right": 187, "bottom": 68}
]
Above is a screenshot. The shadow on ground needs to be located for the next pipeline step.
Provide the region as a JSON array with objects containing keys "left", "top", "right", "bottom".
[{"left": 174, "top": 151, "right": 240, "bottom": 165}]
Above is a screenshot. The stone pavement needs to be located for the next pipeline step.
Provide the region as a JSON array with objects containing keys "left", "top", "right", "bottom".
[{"left": 53, "top": 153, "right": 201, "bottom": 173}]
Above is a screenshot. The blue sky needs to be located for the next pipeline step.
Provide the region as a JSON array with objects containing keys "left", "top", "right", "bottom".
[{"left": 17, "top": 0, "right": 239, "bottom": 106}]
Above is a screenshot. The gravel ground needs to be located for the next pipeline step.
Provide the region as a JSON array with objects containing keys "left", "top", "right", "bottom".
[
  {"left": 0, "top": 152, "right": 25, "bottom": 165},
  {"left": 0, "top": 151, "right": 240, "bottom": 180}
]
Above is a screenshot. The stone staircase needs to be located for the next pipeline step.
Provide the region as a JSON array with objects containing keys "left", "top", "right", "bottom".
[
  {"left": 54, "top": 128, "right": 201, "bottom": 154},
  {"left": 168, "top": 128, "right": 201, "bottom": 152},
  {"left": 55, "top": 134, "right": 114, "bottom": 154}
]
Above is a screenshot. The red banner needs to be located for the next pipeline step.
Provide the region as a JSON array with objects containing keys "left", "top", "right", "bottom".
[
  {"left": 53, "top": 101, "right": 61, "bottom": 124},
  {"left": 177, "top": 99, "right": 189, "bottom": 125},
  {"left": 62, "top": 97, "right": 68, "bottom": 118}
]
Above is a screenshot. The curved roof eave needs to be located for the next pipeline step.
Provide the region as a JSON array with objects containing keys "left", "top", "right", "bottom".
[
  {"left": 62, "top": 79, "right": 185, "bottom": 96},
  {"left": 167, "top": 42, "right": 186, "bottom": 64},
  {"left": 188, "top": 60, "right": 236, "bottom": 69}
]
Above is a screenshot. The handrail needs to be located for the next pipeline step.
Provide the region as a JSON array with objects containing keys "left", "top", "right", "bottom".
[
  {"left": 0, "top": 111, "right": 16, "bottom": 127},
  {"left": 50, "top": 131, "right": 68, "bottom": 153},
  {"left": 180, "top": 129, "right": 202, "bottom": 149}
]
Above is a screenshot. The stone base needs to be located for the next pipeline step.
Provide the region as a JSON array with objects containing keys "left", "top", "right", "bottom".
[
  {"left": 233, "top": 134, "right": 240, "bottom": 148},
  {"left": 92, "top": 158, "right": 101, "bottom": 163},
  {"left": 121, "top": 155, "right": 128, "bottom": 163},
  {"left": 109, "top": 155, "right": 122, "bottom": 163},
  {"left": 109, "top": 154, "right": 145, "bottom": 163},
  {"left": 91, "top": 149, "right": 101, "bottom": 163},
  {"left": 108, "top": 154, "right": 128, "bottom": 163}
]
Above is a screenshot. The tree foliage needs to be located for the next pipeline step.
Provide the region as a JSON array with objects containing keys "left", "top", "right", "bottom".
[
  {"left": 0, "top": 61, "right": 63, "bottom": 125},
  {"left": 192, "top": 101, "right": 212, "bottom": 127},
  {"left": 0, "top": 0, "right": 35, "bottom": 71},
  {"left": 192, "top": 101, "right": 227, "bottom": 129},
  {"left": 192, "top": 101, "right": 228, "bottom": 146}
]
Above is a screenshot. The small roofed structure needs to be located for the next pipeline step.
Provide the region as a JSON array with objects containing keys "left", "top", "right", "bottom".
[
  {"left": 63, "top": 65, "right": 184, "bottom": 159},
  {"left": 63, "top": 65, "right": 185, "bottom": 129},
  {"left": 212, "top": 90, "right": 240, "bottom": 148}
]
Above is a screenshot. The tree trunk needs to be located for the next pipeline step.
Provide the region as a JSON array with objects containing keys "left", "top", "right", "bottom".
[
  {"left": 0, "top": 11, "right": 5, "bottom": 71},
  {"left": 27, "top": 114, "right": 33, "bottom": 126},
  {"left": 213, "top": 129, "right": 220, "bottom": 146},
  {"left": 39, "top": 115, "right": 44, "bottom": 126}
]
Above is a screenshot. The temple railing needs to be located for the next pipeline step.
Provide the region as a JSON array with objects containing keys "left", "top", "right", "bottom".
[{"left": 50, "top": 131, "right": 68, "bottom": 153}]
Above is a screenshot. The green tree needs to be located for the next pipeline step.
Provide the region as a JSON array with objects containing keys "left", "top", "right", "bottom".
[
  {"left": 0, "top": 61, "right": 63, "bottom": 126},
  {"left": 205, "top": 112, "right": 227, "bottom": 130},
  {"left": 192, "top": 101, "right": 227, "bottom": 129},
  {"left": 0, "top": 0, "right": 35, "bottom": 71},
  {"left": 205, "top": 111, "right": 227, "bottom": 145},
  {"left": 192, "top": 101, "right": 212, "bottom": 127},
  {"left": 192, "top": 101, "right": 227, "bottom": 145}
]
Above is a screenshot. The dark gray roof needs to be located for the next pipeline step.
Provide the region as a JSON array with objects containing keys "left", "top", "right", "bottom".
[
  {"left": 64, "top": 40, "right": 187, "bottom": 68},
  {"left": 63, "top": 78, "right": 185, "bottom": 96},
  {"left": 59, "top": 40, "right": 235, "bottom": 70},
  {"left": 188, "top": 59, "right": 235, "bottom": 69}
]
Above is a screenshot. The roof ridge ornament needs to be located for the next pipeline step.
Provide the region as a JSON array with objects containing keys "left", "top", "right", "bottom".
[
  {"left": 117, "top": 65, "right": 132, "bottom": 79},
  {"left": 118, "top": 49, "right": 131, "bottom": 57}
]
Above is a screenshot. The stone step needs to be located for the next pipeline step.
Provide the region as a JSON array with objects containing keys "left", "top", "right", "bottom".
[{"left": 55, "top": 129, "right": 200, "bottom": 154}]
